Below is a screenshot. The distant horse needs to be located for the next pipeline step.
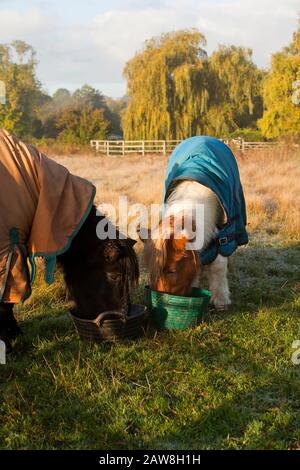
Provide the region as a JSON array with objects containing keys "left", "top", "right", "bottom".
[
  {"left": 139, "top": 136, "right": 248, "bottom": 310},
  {"left": 0, "top": 130, "right": 139, "bottom": 351}
]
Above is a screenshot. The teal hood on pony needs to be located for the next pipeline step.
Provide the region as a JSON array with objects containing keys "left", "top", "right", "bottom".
[{"left": 163, "top": 136, "right": 249, "bottom": 264}]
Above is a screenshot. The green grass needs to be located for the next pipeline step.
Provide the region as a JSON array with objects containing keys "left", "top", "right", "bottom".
[{"left": 0, "top": 237, "right": 300, "bottom": 450}]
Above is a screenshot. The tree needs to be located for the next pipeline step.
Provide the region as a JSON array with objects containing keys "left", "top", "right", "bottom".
[
  {"left": 72, "top": 84, "right": 106, "bottom": 110},
  {"left": 56, "top": 102, "right": 110, "bottom": 144},
  {"left": 122, "top": 29, "right": 210, "bottom": 140},
  {"left": 0, "top": 41, "right": 42, "bottom": 137},
  {"left": 259, "top": 24, "right": 300, "bottom": 139},
  {"left": 207, "top": 45, "right": 264, "bottom": 133},
  {"left": 36, "top": 89, "right": 72, "bottom": 139},
  {"left": 36, "top": 85, "right": 112, "bottom": 141},
  {"left": 105, "top": 95, "right": 128, "bottom": 136},
  {"left": 122, "top": 30, "right": 264, "bottom": 139},
  {"left": 52, "top": 88, "right": 71, "bottom": 105}
]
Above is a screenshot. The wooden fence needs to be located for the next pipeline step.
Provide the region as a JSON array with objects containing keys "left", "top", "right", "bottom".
[
  {"left": 90, "top": 139, "right": 288, "bottom": 156},
  {"left": 90, "top": 140, "right": 181, "bottom": 155}
]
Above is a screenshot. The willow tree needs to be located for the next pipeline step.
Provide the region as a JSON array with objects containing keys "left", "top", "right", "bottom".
[
  {"left": 259, "top": 24, "right": 300, "bottom": 139},
  {"left": 206, "top": 45, "right": 264, "bottom": 135},
  {"left": 122, "top": 30, "right": 210, "bottom": 140}
]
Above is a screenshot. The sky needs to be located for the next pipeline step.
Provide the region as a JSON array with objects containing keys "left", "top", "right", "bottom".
[{"left": 0, "top": 0, "right": 299, "bottom": 98}]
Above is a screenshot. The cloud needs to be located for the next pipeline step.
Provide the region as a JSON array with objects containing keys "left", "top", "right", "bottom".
[
  {"left": 193, "top": 0, "right": 299, "bottom": 65},
  {"left": 0, "top": 0, "right": 298, "bottom": 97},
  {"left": 0, "top": 8, "right": 55, "bottom": 39},
  {"left": 90, "top": 7, "right": 194, "bottom": 63}
]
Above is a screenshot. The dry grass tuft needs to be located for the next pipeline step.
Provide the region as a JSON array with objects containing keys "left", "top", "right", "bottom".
[
  {"left": 236, "top": 148, "right": 300, "bottom": 240},
  {"left": 54, "top": 146, "right": 300, "bottom": 241}
]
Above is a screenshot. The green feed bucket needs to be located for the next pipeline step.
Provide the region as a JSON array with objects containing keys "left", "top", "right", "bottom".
[{"left": 145, "top": 286, "right": 212, "bottom": 330}]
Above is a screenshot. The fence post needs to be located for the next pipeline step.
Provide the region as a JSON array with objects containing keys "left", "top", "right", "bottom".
[
  {"left": 122, "top": 141, "right": 125, "bottom": 156},
  {"left": 163, "top": 141, "right": 166, "bottom": 155},
  {"left": 142, "top": 141, "right": 145, "bottom": 156},
  {"left": 241, "top": 139, "right": 245, "bottom": 153},
  {"left": 106, "top": 141, "right": 110, "bottom": 156}
]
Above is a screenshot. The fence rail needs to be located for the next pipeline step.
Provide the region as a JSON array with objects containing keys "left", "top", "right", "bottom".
[
  {"left": 90, "top": 139, "right": 291, "bottom": 156},
  {"left": 90, "top": 140, "right": 181, "bottom": 155}
]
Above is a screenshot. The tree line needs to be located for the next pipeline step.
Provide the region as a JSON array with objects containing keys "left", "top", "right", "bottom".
[
  {"left": 0, "top": 25, "right": 299, "bottom": 144},
  {"left": 0, "top": 41, "right": 125, "bottom": 143}
]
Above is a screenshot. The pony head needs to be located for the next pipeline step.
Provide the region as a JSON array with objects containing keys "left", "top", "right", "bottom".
[{"left": 138, "top": 214, "right": 199, "bottom": 296}]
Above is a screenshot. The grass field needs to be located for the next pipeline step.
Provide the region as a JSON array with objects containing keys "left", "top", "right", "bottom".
[{"left": 0, "top": 147, "right": 300, "bottom": 450}]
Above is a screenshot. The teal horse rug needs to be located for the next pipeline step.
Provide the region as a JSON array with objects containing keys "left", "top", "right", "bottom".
[{"left": 163, "top": 136, "right": 249, "bottom": 264}]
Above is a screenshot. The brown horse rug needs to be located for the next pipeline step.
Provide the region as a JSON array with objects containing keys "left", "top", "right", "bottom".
[{"left": 0, "top": 129, "right": 96, "bottom": 303}]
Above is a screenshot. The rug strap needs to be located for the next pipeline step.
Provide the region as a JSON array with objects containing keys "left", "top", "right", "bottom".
[{"left": 44, "top": 256, "right": 57, "bottom": 284}]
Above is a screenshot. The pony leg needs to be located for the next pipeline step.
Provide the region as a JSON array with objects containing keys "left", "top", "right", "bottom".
[{"left": 206, "top": 255, "right": 231, "bottom": 311}]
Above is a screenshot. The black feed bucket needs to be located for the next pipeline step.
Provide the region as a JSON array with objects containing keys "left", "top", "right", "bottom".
[{"left": 70, "top": 304, "right": 148, "bottom": 343}]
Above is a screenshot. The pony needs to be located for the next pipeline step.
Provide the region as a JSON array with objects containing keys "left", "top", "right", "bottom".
[{"left": 138, "top": 136, "right": 248, "bottom": 310}]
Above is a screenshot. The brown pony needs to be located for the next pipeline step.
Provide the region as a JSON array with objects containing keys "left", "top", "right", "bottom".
[{"left": 139, "top": 180, "right": 230, "bottom": 310}]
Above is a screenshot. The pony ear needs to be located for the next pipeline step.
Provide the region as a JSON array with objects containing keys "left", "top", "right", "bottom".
[
  {"left": 104, "top": 239, "right": 136, "bottom": 263},
  {"left": 127, "top": 238, "right": 137, "bottom": 248},
  {"left": 136, "top": 225, "right": 151, "bottom": 243},
  {"left": 119, "top": 238, "right": 137, "bottom": 248}
]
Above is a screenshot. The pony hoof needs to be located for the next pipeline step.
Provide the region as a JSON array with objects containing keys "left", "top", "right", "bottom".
[
  {"left": 214, "top": 304, "right": 229, "bottom": 312},
  {"left": 210, "top": 294, "right": 231, "bottom": 312}
]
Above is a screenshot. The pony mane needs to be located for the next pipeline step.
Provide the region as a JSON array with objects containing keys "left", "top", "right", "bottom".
[
  {"left": 119, "top": 240, "right": 140, "bottom": 290},
  {"left": 144, "top": 233, "right": 168, "bottom": 286}
]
